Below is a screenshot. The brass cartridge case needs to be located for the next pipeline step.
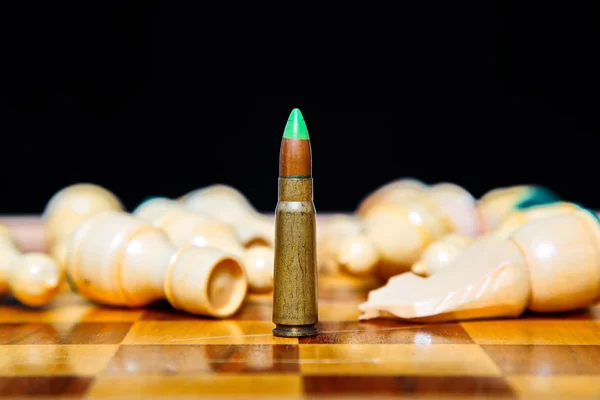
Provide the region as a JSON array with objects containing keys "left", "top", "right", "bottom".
[{"left": 272, "top": 177, "right": 318, "bottom": 337}]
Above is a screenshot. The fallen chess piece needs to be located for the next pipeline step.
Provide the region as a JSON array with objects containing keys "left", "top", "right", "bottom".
[
  {"left": 41, "top": 183, "right": 124, "bottom": 274},
  {"left": 476, "top": 184, "right": 561, "bottom": 232},
  {"left": 319, "top": 182, "right": 480, "bottom": 280},
  {"left": 179, "top": 184, "right": 274, "bottom": 248},
  {"left": 356, "top": 179, "right": 560, "bottom": 233},
  {"left": 64, "top": 210, "right": 248, "bottom": 318},
  {"left": 411, "top": 201, "right": 581, "bottom": 276},
  {"left": 133, "top": 197, "right": 274, "bottom": 293},
  {"left": 358, "top": 205, "right": 600, "bottom": 322},
  {"left": 316, "top": 178, "right": 432, "bottom": 275},
  {"left": 355, "top": 178, "right": 428, "bottom": 217},
  {"left": 0, "top": 224, "right": 61, "bottom": 306}
]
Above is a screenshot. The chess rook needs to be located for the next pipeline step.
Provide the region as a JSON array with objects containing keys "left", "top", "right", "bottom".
[
  {"left": 65, "top": 211, "right": 248, "bottom": 318},
  {"left": 272, "top": 108, "right": 318, "bottom": 338},
  {"left": 0, "top": 224, "right": 61, "bottom": 306}
]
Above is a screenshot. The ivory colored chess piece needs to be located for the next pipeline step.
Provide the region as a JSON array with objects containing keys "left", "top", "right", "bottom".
[
  {"left": 411, "top": 202, "right": 580, "bottom": 277},
  {"left": 42, "top": 183, "right": 124, "bottom": 274},
  {"left": 476, "top": 184, "right": 560, "bottom": 232},
  {"left": 355, "top": 178, "right": 428, "bottom": 217},
  {"left": 358, "top": 205, "right": 600, "bottom": 322},
  {"left": 316, "top": 214, "right": 364, "bottom": 274},
  {"left": 180, "top": 184, "right": 274, "bottom": 248},
  {"left": 65, "top": 210, "right": 248, "bottom": 318},
  {"left": 330, "top": 182, "right": 480, "bottom": 280},
  {"left": 134, "top": 197, "right": 274, "bottom": 293},
  {"left": 0, "top": 224, "right": 61, "bottom": 306},
  {"left": 314, "top": 214, "right": 382, "bottom": 291}
]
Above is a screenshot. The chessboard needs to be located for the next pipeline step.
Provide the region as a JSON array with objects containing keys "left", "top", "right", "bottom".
[{"left": 1, "top": 216, "right": 600, "bottom": 399}]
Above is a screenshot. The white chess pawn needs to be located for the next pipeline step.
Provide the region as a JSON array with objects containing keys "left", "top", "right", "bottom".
[
  {"left": 476, "top": 184, "right": 561, "bottom": 232},
  {"left": 355, "top": 178, "right": 428, "bottom": 217},
  {"left": 179, "top": 184, "right": 274, "bottom": 248},
  {"left": 0, "top": 224, "right": 61, "bottom": 306},
  {"left": 65, "top": 210, "right": 248, "bottom": 318},
  {"left": 134, "top": 198, "right": 274, "bottom": 293},
  {"left": 42, "top": 183, "right": 124, "bottom": 274},
  {"left": 332, "top": 182, "right": 480, "bottom": 280}
]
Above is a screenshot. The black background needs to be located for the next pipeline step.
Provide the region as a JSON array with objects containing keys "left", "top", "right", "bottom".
[{"left": 0, "top": 2, "right": 598, "bottom": 214}]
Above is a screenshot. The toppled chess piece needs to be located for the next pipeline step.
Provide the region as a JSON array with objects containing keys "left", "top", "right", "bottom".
[
  {"left": 64, "top": 210, "right": 248, "bottom": 318},
  {"left": 411, "top": 202, "right": 580, "bottom": 276},
  {"left": 133, "top": 197, "right": 274, "bottom": 293},
  {"left": 476, "top": 184, "right": 561, "bottom": 232},
  {"left": 358, "top": 205, "right": 600, "bottom": 322},
  {"left": 319, "top": 182, "right": 480, "bottom": 280},
  {"left": 180, "top": 184, "right": 274, "bottom": 248},
  {"left": 0, "top": 224, "right": 61, "bottom": 306},
  {"left": 42, "top": 183, "right": 124, "bottom": 274},
  {"left": 356, "top": 179, "right": 560, "bottom": 234}
]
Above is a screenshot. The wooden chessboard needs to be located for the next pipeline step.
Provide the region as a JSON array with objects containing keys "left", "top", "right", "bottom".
[{"left": 1, "top": 216, "right": 600, "bottom": 399}]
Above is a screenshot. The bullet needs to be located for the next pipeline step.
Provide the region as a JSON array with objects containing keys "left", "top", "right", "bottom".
[{"left": 272, "top": 108, "right": 318, "bottom": 337}]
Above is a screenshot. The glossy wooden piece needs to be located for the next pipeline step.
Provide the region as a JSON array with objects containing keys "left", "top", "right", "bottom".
[
  {"left": 0, "top": 224, "right": 61, "bottom": 307},
  {"left": 133, "top": 198, "right": 274, "bottom": 293},
  {"left": 0, "top": 215, "right": 600, "bottom": 398},
  {"left": 180, "top": 184, "right": 274, "bottom": 248},
  {"left": 41, "top": 183, "right": 124, "bottom": 274},
  {"left": 321, "top": 182, "right": 480, "bottom": 280},
  {"left": 65, "top": 211, "right": 248, "bottom": 318},
  {"left": 360, "top": 206, "right": 600, "bottom": 322},
  {"left": 412, "top": 202, "right": 581, "bottom": 277}
]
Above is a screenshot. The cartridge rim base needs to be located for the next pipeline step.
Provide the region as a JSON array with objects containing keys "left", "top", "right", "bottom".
[{"left": 273, "top": 324, "right": 318, "bottom": 338}]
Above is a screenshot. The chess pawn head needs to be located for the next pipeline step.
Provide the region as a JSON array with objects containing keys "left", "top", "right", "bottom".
[
  {"left": 181, "top": 184, "right": 274, "bottom": 248},
  {"left": 510, "top": 208, "right": 600, "bottom": 312},
  {"left": 361, "top": 194, "right": 451, "bottom": 279},
  {"left": 356, "top": 178, "right": 427, "bottom": 217},
  {"left": 316, "top": 214, "right": 363, "bottom": 274},
  {"left": 133, "top": 197, "right": 186, "bottom": 223},
  {"left": 411, "top": 233, "right": 473, "bottom": 277},
  {"left": 336, "top": 233, "right": 380, "bottom": 277},
  {"left": 1, "top": 225, "right": 62, "bottom": 307},
  {"left": 477, "top": 185, "right": 561, "bottom": 232},
  {"left": 65, "top": 211, "right": 248, "bottom": 318},
  {"left": 491, "top": 201, "right": 580, "bottom": 239},
  {"left": 241, "top": 245, "right": 274, "bottom": 293},
  {"left": 427, "top": 183, "right": 480, "bottom": 237},
  {"left": 7, "top": 253, "right": 62, "bottom": 307},
  {"left": 42, "top": 183, "right": 123, "bottom": 272}
]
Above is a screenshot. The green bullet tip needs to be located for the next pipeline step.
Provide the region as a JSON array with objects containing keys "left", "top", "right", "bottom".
[{"left": 283, "top": 108, "right": 310, "bottom": 140}]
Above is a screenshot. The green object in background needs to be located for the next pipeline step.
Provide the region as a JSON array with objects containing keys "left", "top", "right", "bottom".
[{"left": 515, "top": 186, "right": 561, "bottom": 210}]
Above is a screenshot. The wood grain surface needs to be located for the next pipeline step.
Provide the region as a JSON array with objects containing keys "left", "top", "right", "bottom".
[{"left": 1, "top": 215, "right": 600, "bottom": 399}]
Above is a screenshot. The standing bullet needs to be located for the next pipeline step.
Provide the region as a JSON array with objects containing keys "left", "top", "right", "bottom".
[{"left": 272, "top": 108, "right": 318, "bottom": 337}]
